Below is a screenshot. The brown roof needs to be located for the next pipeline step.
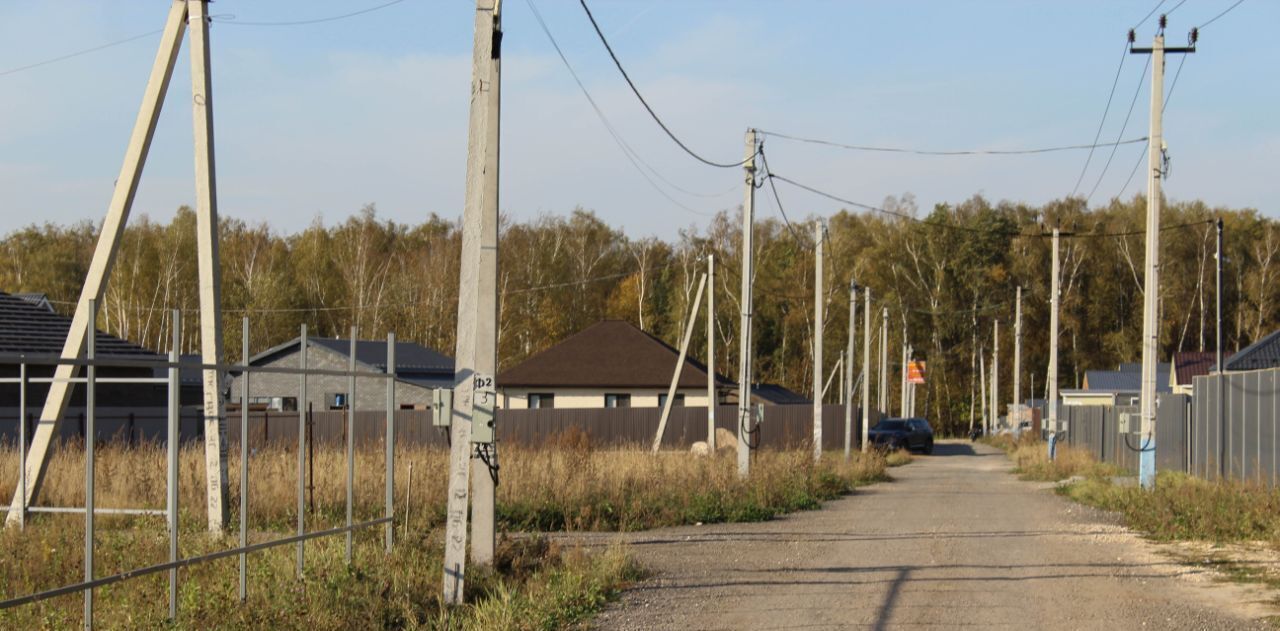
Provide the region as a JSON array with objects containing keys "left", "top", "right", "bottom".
[
  {"left": 498, "top": 320, "right": 733, "bottom": 389},
  {"left": 1173, "top": 351, "right": 1215, "bottom": 385}
]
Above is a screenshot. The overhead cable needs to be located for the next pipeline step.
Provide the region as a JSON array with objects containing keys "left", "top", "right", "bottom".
[
  {"left": 213, "top": 0, "right": 411, "bottom": 27},
  {"left": 0, "top": 30, "right": 160, "bottom": 78},
  {"left": 759, "top": 131, "right": 1148, "bottom": 157},
  {"left": 524, "top": 0, "right": 725, "bottom": 216},
  {"left": 1084, "top": 55, "right": 1151, "bottom": 204},
  {"left": 578, "top": 0, "right": 754, "bottom": 169}
]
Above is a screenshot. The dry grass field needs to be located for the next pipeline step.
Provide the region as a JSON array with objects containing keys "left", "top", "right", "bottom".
[{"left": 0, "top": 438, "right": 893, "bottom": 629}]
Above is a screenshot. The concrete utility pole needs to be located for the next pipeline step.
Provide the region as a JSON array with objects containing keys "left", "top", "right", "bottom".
[
  {"left": 899, "top": 336, "right": 909, "bottom": 417},
  {"left": 737, "top": 129, "right": 758, "bottom": 478},
  {"left": 444, "top": 0, "right": 501, "bottom": 605},
  {"left": 1014, "top": 286, "right": 1023, "bottom": 421},
  {"left": 845, "top": 283, "right": 858, "bottom": 460},
  {"left": 1216, "top": 217, "right": 1225, "bottom": 478},
  {"left": 5, "top": 0, "right": 235, "bottom": 532},
  {"left": 879, "top": 308, "right": 889, "bottom": 415},
  {"left": 979, "top": 350, "right": 988, "bottom": 435},
  {"left": 861, "top": 289, "right": 872, "bottom": 452},
  {"left": 1130, "top": 16, "right": 1196, "bottom": 489},
  {"left": 707, "top": 254, "right": 717, "bottom": 450},
  {"left": 812, "top": 222, "right": 825, "bottom": 462},
  {"left": 992, "top": 319, "right": 999, "bottom": 430},
  {"left": 189, "top": 0, "right": 230, "bottom": 534},
  {"left": 1048, "top": 228, "right": 1061, "bottom": 445}
]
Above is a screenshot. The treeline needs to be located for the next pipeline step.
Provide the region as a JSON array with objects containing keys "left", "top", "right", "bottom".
[{"left": 1, "top": 195, "right": 1275, "bottom": 435}]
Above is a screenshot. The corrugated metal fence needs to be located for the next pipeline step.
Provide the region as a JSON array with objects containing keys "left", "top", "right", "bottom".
[{"left": 1192, "top": 370, "right": 1280, "bottom": 483}]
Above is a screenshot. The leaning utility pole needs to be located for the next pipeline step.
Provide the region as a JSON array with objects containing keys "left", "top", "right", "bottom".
[
  {"left": 444, "top": 0, "right": 501, "bottom": 605},
  {"left": 737, "top": 129, "right": 757, "bottom": 478},
  {"left": 1131, "top": 16, "right": 1196, "bottom": 489},
  {"left": 861, "top": 289, "right": 872, "bottom": 452},
  {"left": 1048, "top": 228, "right": 1061, "bottom": 444},
  {"left": 653, "top": 273, "right": 707, "bottom": 453},
  {"left": 5, "top": 0, "right": 231, "bottom": 532},
  {"left": 845, "top": 283, "right": 858, "bottom": 460},
  {"left": 879, "top": 308, "right": 889, "bottom": 415},
  {"left": 812, "top": 222, "right": 825, "bottom": 462},
  {"left": 707, "top": 254, "right": 717, "bottom": 450},
  {"left": 1013, "top": 286, "right": 1023, "bottom": 421}
]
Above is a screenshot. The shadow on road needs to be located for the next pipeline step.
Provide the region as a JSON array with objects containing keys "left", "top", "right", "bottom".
[{"left": 927, "top": 442, "right": 982, "bottom": 456}]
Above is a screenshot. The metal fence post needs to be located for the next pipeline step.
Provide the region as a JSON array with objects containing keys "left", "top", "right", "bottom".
[
  {"left": 84, "top": 300, "right": 97, "bottom": 629},
  {"left": 239, "top": 316, "right": 249, "bottom": 601},
  {"left": 18, "top": 361, "right": 27, "bottom": 530},
  {"left": 346, "top": 329, "right": 356, "bottom": 564},
  {"left": 385, "top": 333, "right": 395, "bottom": 552},
  {"left": 297, "top": 324, "right": 307, "bottom": 579},
  {"left": 167, "top": 310, "right": 181, "bottom": 620}
]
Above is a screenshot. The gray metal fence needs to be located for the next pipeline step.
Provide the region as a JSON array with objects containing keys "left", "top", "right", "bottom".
[
  {"left": 0, "top": 311, "right": 397, "bottom": 628},
  {"left": 1062, "top": 405, "right": 1141, "bottom": 474},
  {"left": 1192, "top": 369, "right": 1280, "bottom": 483}
]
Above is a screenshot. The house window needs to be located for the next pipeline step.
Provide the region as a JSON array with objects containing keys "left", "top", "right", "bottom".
[
  {"left": 604, "top": 393, "right": 631, "bottom": 408},
  {"left": 329, "top": 393, "right": 348, "bottom": 410},
  {"left": 528, "top": 393, "right": 555, "bottom": 409},
  {"left": 658, "top": 393, "right": 685, "bottom": 408}
]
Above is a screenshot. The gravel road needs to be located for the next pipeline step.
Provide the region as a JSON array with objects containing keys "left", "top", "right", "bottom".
[{"left": 590, "top": 441, "right": 1273, "bottom": 630}]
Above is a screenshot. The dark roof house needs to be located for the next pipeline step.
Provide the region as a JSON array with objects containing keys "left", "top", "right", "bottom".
[
  {"left": 249, "top": 336, "right": 454, "bottom": 389},
  {"left": 1172, "top": 351, "right": 1215, "bottom": 391},
  {"left": 1221, "top": 329, "right": 1280, "bottom": 372},
  {"left": 1081, "top": 362, "right": 1171, "bottom": 394},
  {"left": 0, "top": 291, "right": 159, "bottom": 359},
  {"left": 498, "top": 320, "right": 733, "bottom": 390}
]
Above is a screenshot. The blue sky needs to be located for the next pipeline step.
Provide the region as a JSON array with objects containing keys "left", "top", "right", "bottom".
[{"left": 0, "top": 0, "right": 1274, "bottom": 239}]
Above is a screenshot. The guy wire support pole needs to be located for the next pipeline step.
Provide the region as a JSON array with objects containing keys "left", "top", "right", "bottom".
[
  {"left": 1014, "top": 286, "right": 1022, "bottom": 425},
  {"left": 812, "top": 221, "right": 825, "bottom": 463},
  {"left": 1216, "top": 217, "right": 1225, "bottom": 479},
  {"left": 297, "top": 325, "right": 308, "bottom": 579},
  {"left": 707, "top": 254, "right": 717, "bottom": 450},
  {"left": 653, "top": 273, "right": 707, "bottom": 453},
  {"left": 85, "top": 300, "right": 98, "bottom": 627},
  {"left": 737, "top": 129, "right": 757, "bottom": 478},
  {"left": 845, "top": 282, "right": 858, "bottom": 460},
  {"left": 5, "top": 0, "right": 190, "bottom": 530},
  {"left": 861, "top": 289, "right": 872, "bottom": 452},
  {"left": 1048, "top": 228, "right": 1061, "bottom": 458},
  {"left": 238, "top": 317, "right": 249, "bottom": 602},
  {"left": 1131, "top": 15, "right": 1196, "bottom": 490},
  {"left": 445, "top": 0, "right": 502, "bottom": 604},
  {"left": 346, "top": 331, "right": 357, "bottom": 564},
  {"left": 385, "top": 332, "right": 396, "bottom": 552}
]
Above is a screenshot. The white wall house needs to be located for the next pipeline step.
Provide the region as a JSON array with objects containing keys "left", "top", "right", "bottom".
[{"left": 497, "top": 320, "right": 733, "bottom": 410}]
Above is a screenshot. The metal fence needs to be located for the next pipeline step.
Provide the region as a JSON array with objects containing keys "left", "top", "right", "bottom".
[
  {"left": 1061, "top": 405, "right": 1142, "bottom": 474},
  {"left": 0, "top": 309, "right": 398, "bottom": 628},
  {"left": 1192, "top": 369, "right": 1280, "bottom": 483}
]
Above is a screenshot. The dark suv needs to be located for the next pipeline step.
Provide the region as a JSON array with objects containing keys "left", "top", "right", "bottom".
[{"left": 868, "top": 418, "right": 934, "bottom": 454}]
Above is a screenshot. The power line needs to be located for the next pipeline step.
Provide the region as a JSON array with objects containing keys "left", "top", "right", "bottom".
[
  {"left": 0, "top": 30, "right": 161, "bottom": 78},
  {"left": 1085, "top": 54, "right": 1151, "bottom": 204},
  {"left": 577, "top": 0, "right": 752, "bottom": 169},
  {"left": 1070, "top": 43, "right": 1131, "bottom": 197},
  {"left": 759, "top": 130, "right": 1148, "bottom": 157},
  {"left": 524, "top": 0, "right": 726, "bottom": 216},
  {"left": 1199, "top": 0, "right": 1246, "bottom": 29},
  {"left": 757, "top": 147, "right": 810, "bottom": 246},
  {"left": 1133, "top": 0, "right": 1169, "bottom": 30},
  {"left": 765, "top": 170, "right": 1209, "bottom": 240},
  {"left": 213, "top": 0, "right": 411, "bottom": 27},
  {"left": 1115, "top": 53, "right": 1189, "bottom": 200}
]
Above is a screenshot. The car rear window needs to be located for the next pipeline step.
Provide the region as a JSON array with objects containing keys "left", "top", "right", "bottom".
[{"left": 875, "top": 420, "right": 907, "bottom": 431}]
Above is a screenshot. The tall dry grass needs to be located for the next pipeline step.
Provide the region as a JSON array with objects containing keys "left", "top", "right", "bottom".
[
  {"left": 0, "top": 439, "right": 889, "bottom": 628},
  {"left": 0, "top": 439, "right": 889, "bottom": 533}
]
